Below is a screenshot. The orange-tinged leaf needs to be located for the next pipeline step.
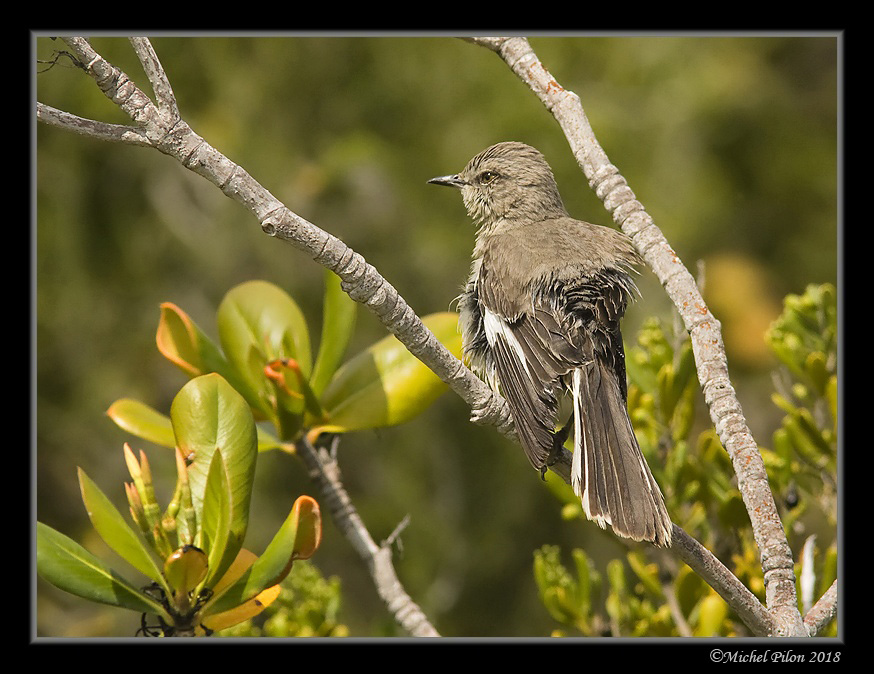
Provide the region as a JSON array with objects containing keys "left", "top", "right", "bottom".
[
  {"left": 291, "top": 495, "right": 321, "bottom": 562},
  {"left": 203, "top": 494, "right": 322, "bottom": 616},
  {"left": 156, "top": 302, "right": 204, "bottom": 377},
  {"left": 210, "top": 548, "right": 258, "bottom": 597},
  {"left": 201, "top": 584, "right": 281, "bottom": 633}
]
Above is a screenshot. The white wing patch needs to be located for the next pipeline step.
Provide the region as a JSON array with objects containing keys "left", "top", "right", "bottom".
[{"left": 482, "top": 308, "right": 532, "bottom": 379}]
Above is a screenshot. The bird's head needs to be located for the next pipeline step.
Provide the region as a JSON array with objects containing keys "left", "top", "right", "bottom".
[{"left": 428, "top": 141, "right": 567, "bottom": 229}]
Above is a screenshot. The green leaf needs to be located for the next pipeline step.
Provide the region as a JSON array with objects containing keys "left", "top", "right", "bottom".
[
  {"left": 766, "top": 283, "right": 837, "bottom": 390},
  {"left": 674, "top": 340, "right": 696, "bottom": 392},
  {"left": 770, "top": 392, "right": 798, "bottom": 416},
  {"left": 255, "top": 424, "right": 284, "bottom": 452},
  {"left": 626, "top": 550, "right": 662, "bottom": 597},
  {"left": 825, "top": 375, "right": 837, "bottom": 428},
  {"left": 108, "top": 397, "right": 282, "bottom": 454},
  {"left": 200, "top": 450, "right": 234, "bottom": 587},
  {"left": 604, "top": 560, "right": 626, "bottom": 627},
  {"left": 216, "top": 280, "right": 312, "bottom": 423},
  {"left": 77, "top": 468, "right": 165, "bottom": 586},
  {"left": 804, "top": 351, "right": 830, "bottom": 397},
  {"left": 783, "top": 414, "right": 829, "bottom": 467},
  {"left": 157, "top": 302, "right": 225, "bottom": 377},
  {"left": 310, "top": 269, "right": 357, "bottom": 397},
  {"left": 674, "top": 565, "right": 705, "bottom": 617},
  {"left": 205, "top": 495, "right": 321, "bottom": 615},
  {"left": 170, "top": 374, "right": 258, "bottom": 565},
  {"left": 657, "top": 363, "right": 677, "bottom": 423},
  {"left": 37, "top": 522, "right": 167, "bottom": 616},
  {"left": 694, "top": 593, "right": 728, "bottom": 637},
  {"left": 157, "top": 302, "right": 262, "bottom": 405},
  {"left": 818, "top": 545, "right": 837, "bottom": 599},
  {"left": 571, "top": 548, "right": 594, "bottom": 618},
  {"left": 318, "top": 312, "right": 462, "bottom": 433},
  {"left": 106, "top": 399, "right": 176, "bottom": 448}
]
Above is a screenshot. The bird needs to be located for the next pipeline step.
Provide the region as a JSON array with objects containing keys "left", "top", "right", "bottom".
[{"left": 428, "top": 141, "right": 672, "bottom": 546}]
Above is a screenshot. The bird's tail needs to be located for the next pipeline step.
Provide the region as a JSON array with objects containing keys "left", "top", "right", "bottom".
[{"left": 570, "top": 362, "right": 672, "bottom": 547}]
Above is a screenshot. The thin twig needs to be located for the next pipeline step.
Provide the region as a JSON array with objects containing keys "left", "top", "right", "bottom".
[
  {"left": 129, "top": 37, "right": 179, "bottom": 119},
  {"left": 661, "top": 579, "right": 693, "bottom": 637},
  {"left": 295, "top": 437, "right": 439, "bottom": 636},
  {"left": 36, "top": 103, "right": 152, "bottom": 146},
  {"left": 383, "top": 514, "right": 411, "bottom": 551}
]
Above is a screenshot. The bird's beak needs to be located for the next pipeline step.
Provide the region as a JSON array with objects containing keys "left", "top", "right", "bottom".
[{"left": 427, "top": 174, "right": 467, "bottom": 189}]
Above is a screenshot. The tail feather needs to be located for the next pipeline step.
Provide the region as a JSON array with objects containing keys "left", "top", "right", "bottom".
[{"left": 571, "top": 363, "right": 672, "bottom": 547}]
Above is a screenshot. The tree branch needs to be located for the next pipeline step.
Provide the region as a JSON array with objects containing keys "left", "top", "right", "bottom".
[
  {"left": 803, "top": 580, "right": 837, "bottom": 637},
  {"left": 36, "top": 102, "right": 152, "bottom": 146},
  {"left": 670, "top": 525, "right": 774, "bottom": 636},
  {"left": 128, "top": 37, "right": 179, "bottom": 120},
  {"left": 295, "top": 436, "right": 439, "bottom": 637},
  {"left": 467, "top": 36, "right": 809, "bottom": 637}
]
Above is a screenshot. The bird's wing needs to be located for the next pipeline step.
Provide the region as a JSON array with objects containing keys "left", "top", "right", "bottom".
[
  {"left": 555, "top": 267, "right": 637, "bottom": 396},
  {"left": 475, "top": 265, "right": 581, "bottom": 469}
]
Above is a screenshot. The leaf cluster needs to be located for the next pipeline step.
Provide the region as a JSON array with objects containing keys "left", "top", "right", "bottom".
[
  {"left": 37, "top": 375, "right": 322, "bottom": 636},
  {"left": 764, "top": 283, "right": 837, "bottom": 522},
  {"left": 109, "top": 274, "right": 462, "bottom": 448},
  {"left": 534, "top": 544, "right": 728, "bottom": 637}
]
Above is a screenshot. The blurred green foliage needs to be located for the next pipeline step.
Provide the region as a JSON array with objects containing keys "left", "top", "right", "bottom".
[
  {"left": 36, "top": 35, "right": 837, "bottom": 637},
  {"left": 535, "top": 284, "right": 838, "bottom": 637},
  {"left": 218, "top": 560, "right": 348, "bottom": 637}
]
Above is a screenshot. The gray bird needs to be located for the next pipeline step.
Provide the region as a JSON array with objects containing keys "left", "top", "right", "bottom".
[{"left": 429, "top": 141, "right": 672, "bottom": 546}]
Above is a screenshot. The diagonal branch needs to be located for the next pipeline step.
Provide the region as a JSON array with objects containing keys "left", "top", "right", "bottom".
[
  {"left": 467, "top": 36, "right": 808, "bottom": 636},
  {"left": 41, "top": 38, "right": 515, "bottom": 441},
  {"left": 129, "top": 37, "right": 179, "bottom": 119},
  {"left": 670, "top": 525, "right": 773, "bottom": 636}
]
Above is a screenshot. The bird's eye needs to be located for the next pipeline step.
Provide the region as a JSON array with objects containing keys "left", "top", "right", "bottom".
[{"left": 478, "top": 171, "right": 498, "bottom": 185}]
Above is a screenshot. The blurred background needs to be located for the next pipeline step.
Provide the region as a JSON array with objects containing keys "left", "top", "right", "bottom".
[{"left": 34, "top": 35, "right": 838, "bottom": 637}]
